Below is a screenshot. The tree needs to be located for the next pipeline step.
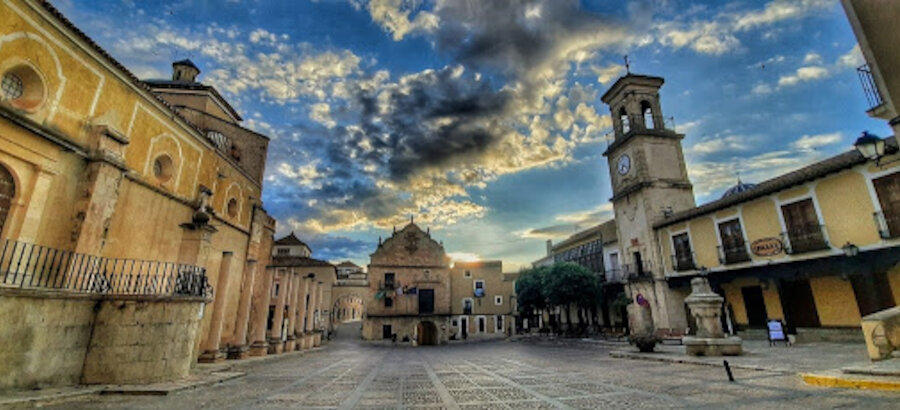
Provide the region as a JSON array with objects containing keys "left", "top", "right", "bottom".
[{"left": 544, "top": 262, "right": 604, "bottom": 335}]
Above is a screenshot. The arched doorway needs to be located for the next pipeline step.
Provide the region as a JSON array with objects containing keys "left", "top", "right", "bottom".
[
  {"left": 332, "top": 295, "right": 365, "bottom": 324},
  {"left": 417, "top": 321, "right": 438, "bottom": 346},
  {"left": 0, "top": 164, "right": 15, "bottom": 237}
]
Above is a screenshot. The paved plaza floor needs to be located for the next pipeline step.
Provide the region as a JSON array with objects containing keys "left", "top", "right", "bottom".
[{"left": 48, "top": 323, "right": 899, "bottom": 409}]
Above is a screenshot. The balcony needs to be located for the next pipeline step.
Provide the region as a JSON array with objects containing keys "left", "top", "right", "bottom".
[
  {"left": 857, "top": 64, "right": 886, "bottom": 114},
  {"left": 717, "top": 243, "right": 750, "bottom": 265},
  {"left": 0, "top": 239, "right": 210, "bottom": 298},
  {"left": 671, "top": 252, "right": 697, "bottom": 272},
  {"left": 781, "top": 224, "right": 829, "bottom": 254},
  {"left": 604, "top": 268, "right": 626, "bottom": 284},
  {"left": 875, "top": 211, "right": 900, "bottom": 239},
  {"left": 622, "top": 262, "right": 652, "bottom": 280}
]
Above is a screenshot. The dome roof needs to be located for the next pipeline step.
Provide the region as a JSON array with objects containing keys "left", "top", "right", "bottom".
[{"left": 721, "top": 179, "right": 757, "bottom": 198}]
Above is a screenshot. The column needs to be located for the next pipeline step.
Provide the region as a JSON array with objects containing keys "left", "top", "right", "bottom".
[
  {"left": 268, "top": 270, "right": 288, "bottom": 354},
  {"left": 198, "top": 251, "right": 234, "bottom": 363},
  {"left": 306, "top": 278, "right": 318, "bottom": 335},
  {"left": 313, "top": 281, "right": 323, "bottom": 346},
  {"left": 248, "top": 267, "right": 274, "bottom": 356},
  {"left": 228, "top": 259, "right": 258, "bottom": 359},
  {"left": 294, "top": 276, "right": 311, "bottom": 349},
  {"left": 284, "top": 273, "right": 300, "bottom": 351}
]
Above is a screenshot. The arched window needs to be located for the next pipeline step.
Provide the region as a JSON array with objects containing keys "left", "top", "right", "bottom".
[
  {"left": 641, "top": 100, "right": 655, "bottom": 129},
  {"left": 618, "top": 106, "right": 630, "bottom": 134},
  {"left": 0, "top": 164, "right": 15, "bottom": 237}
]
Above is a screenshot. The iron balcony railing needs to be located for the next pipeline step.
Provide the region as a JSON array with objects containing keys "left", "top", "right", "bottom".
[
  {"left": 857, "top": 64, "right": 885, "bottom": 111},
  {"left": 604, "top": 268, "right": 626, "bottom": 284},
  {"left": 671, "top": 252, "right": 697, "bottom": 272},
  {"left": 781, "top": 224, "right": 829, "bottom": 254},
  {"left": 0, "top": 239, "right": 210, "bottom": 298},
  {"left": 622, "top": 261, "right": 652, "bottom": 279},
  {"left": 874, "top": 211, "right": 900, "bottom": 239},
  {"left": 717, "top": 242, "right": 750, "bottom": 265}
]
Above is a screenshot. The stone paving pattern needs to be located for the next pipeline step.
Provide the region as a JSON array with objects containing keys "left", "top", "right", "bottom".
[{"left": 49, "top": 324, "right": 899, "bottom": 409}]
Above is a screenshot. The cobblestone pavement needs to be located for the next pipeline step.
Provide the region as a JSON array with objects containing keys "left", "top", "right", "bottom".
[{"left": 54, "top": 324, "right": 899, "bottom": 409}]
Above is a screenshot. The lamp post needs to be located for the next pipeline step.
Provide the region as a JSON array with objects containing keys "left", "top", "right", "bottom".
[{"left": 854, "top": 131, "right": 886, "bottom": 164}]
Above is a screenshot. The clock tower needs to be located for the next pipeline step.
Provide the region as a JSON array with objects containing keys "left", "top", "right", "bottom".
[{"left": 601, "top": 74, "right": 695, "bottom": 329}]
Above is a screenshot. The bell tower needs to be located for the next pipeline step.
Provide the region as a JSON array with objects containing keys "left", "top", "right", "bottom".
[{"left": 601, "top": 74, "right": 695, "bottom": 329}]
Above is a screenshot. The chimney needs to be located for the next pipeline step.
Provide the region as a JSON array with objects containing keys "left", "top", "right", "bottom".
[{"left": 172, "top": 59, "right": 200, "bottom": 82}]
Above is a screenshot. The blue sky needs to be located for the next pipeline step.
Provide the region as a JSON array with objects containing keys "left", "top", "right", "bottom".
[{"left": 56, "top": 0, "right": 891, "bottom": 270}]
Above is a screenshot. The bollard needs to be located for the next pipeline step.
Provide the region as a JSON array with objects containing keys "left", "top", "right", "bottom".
[{"left": 723, "top": 360, "right": 735, "bottom": 382}]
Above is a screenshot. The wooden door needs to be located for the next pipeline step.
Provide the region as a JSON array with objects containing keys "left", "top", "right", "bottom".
[
  {"left": 779, "top": 279, "right": 820, "bottom": 330},
  {"left": 0, "top": 165, "right": 14, "bottom": 237},
  {"left": 741, "top": 286, "right": 768, "bottom": 328},
  {"left": 873, "top": 173, "right": 900, "bottom": 237}
]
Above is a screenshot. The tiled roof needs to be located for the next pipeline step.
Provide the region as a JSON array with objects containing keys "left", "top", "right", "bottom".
[
  {"left": 337, "top": 261, "right": 361, "bottom": 268},
  {"left": 274, "top": 232, "right": 308, "bottom": 247},
  {"left": 654, "top": 137, "right": 898, "bottom": 229},
  {"left": 269, "top": 256, "right": 334, "bottom": 268},
  {"left": 143, "top": 80, "right": 243, "bottom": 122}
]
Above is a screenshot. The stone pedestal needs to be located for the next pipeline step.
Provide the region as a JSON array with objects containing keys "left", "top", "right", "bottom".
[
  {"left": 268, "top": 338, "right": 284, "bottom": 354},
  {"left": 285, "top": 335, "right": 297, "bottom": 352},
  {"left": 226, "top": 345, "right": 250, "bottom": 360},
  {"left": 683, "top": 277, "right": 742, "bottom": 356}
]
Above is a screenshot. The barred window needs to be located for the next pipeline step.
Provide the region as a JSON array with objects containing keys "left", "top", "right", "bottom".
[{"left": 1, "top": 73, "right": 24, "bottom": 100}]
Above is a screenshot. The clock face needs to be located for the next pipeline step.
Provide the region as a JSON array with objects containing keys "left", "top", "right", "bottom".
[{"left": 617, "top": 155, "right": 631, "bottom": 175}]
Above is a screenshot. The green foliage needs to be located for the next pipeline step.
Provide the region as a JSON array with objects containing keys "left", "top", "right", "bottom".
[
  {"left": 611, "top": 292, "right": 631, "bottom": 309},
  {"left": 515, "top": 262, "right": 604, "bottom": 314}
]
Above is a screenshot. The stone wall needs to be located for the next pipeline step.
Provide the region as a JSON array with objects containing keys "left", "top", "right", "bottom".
[
  {"left": 0, "top": 288, "right": 207, "bottom": 391},
  {"left": 81, "top": 298, "right": 205, "bottom": 384},
  {"left": 0, "top": 290, "right": 96, "bottom": 391}
]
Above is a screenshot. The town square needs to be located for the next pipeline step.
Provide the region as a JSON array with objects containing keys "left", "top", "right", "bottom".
[{"left": 1, "top": 0, "right": 900, "bottom": 408}]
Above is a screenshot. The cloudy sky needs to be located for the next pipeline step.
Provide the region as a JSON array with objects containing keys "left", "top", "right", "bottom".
[{"left": 57, "top": 0, "right": 890, "bottom": 270}]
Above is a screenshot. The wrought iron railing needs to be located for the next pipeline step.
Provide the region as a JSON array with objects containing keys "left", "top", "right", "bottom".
[
  {"left": 622, "top": 262, "right": 652, "bottom": 279},
  {"left": 857, "top": 64, "right": 885, "bottom": 111},
  {"left": 671, "top": 252, "right": 696, "bottom": 271},
  {"left": 605, "top": 268, "right": 626, "bottom": 284},
  {"left": 717, "top": 243, "right": 750, "bottom": 265},
  {"left": 874, "top": 211, "right": 900, "bottom": 239},
  {"left": 0, "top": 239, "right": 210, "bottom": 298},
  {"left": 781, "top": 224, "right": 829, "bottom": 254}
]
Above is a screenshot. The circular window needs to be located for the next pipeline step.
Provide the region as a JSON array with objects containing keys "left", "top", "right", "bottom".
[
  {"left": 1, "top": 65, "right": 45, "bottom": 112},
  {"left": 152, "top": 155, "right": 173, "bottom": 183},
  {"left": 227, "top": 198, "right": 239, "bottom": 218}
]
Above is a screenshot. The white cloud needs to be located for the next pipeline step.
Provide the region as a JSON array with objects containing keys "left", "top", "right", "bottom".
[
  {"left": 803, "top": 52, "right": 823, "bottom": 65},
  {"left": 688, "top": 135, "right": 752, "bottom": 155},
  {"left": 366, "top": 0, "right": 439, "bottom": 41},
  {"left": 792, "top": 132, "right": 843, "bottom": 151},
  {"left": 837, "top": 44, "right": 864, "bottom": 69},
  {"left": 309, "top": 102, "right": 336, "bottom": 128},
  {"left": 777, "top": 66, "right": 829, "bottom": 87}
]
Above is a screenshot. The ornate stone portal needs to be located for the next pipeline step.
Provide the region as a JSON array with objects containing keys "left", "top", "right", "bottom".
[{"left": 682, "top": 277, "right": 742, "bottom": 356}]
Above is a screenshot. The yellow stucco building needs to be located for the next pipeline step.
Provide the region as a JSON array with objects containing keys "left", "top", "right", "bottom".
[
  {"left": 449, "top": 260, "right": 517, "bottom": 340},
  {"left": 596, "top": 70, "right": 900, "bottom": 342},
  {"left": 0, "top": 0, "right": 277, "bottom": 389}
]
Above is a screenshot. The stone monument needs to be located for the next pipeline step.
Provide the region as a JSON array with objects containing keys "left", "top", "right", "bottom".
[{"left": 682, "top": 277, "right": 742, "bottom": 356}]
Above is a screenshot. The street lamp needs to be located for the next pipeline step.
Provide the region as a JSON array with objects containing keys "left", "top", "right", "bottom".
[{"left": 853, "top": 131, "right": 886, "bottom": 164}]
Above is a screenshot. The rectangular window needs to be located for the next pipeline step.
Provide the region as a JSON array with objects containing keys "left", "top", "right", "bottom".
[
  {"left": 419, "top": 289, "right": 435, "bottom": 314},
  {"left": 873, "top": 172, "right": 900, "bottom": 238},
  {"left": 463, "top": 298, "right": 473, "bottom": 315},
  {"left": 272, "top": 283, "right": 280, "bottom": 298},
  {"left": 384, "top": 296, "right": 393, "bottom": 308},
  {"left": 718, "top": 219, "right": 750, "bottom": 264},
  {"left": 382, "top": 324, "right": 392, "bottom": 339},
  {"left": 496, "top": 315, "right": 504, "bottom": 331},
  {"left": 671, "top": 232, "right": 695, "bottom": 271},
  {"left": 277, "top": 248, "right": 289, "bottom": 255},
  {"left": 384, "top": 272, "right": 395, "bottom": 288},
  {"left": 494, "top": 295, "right": 503, "bottom": 305},
  {"left": 464, "top": 270, "right": 471, "bottom": 278},
  {"left": 474, "top": 280, "right": 485, "bottom": 297},
  {"left": 781, "top": 199, "right": 828, "bottom": 254},
  {"left": 478, "top": 316, "right": 486, "bottom": 333}
]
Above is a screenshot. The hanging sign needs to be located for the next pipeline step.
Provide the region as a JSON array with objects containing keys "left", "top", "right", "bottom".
[{"left": 751, "top": 237, "right": 784, "bottom": 257}]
